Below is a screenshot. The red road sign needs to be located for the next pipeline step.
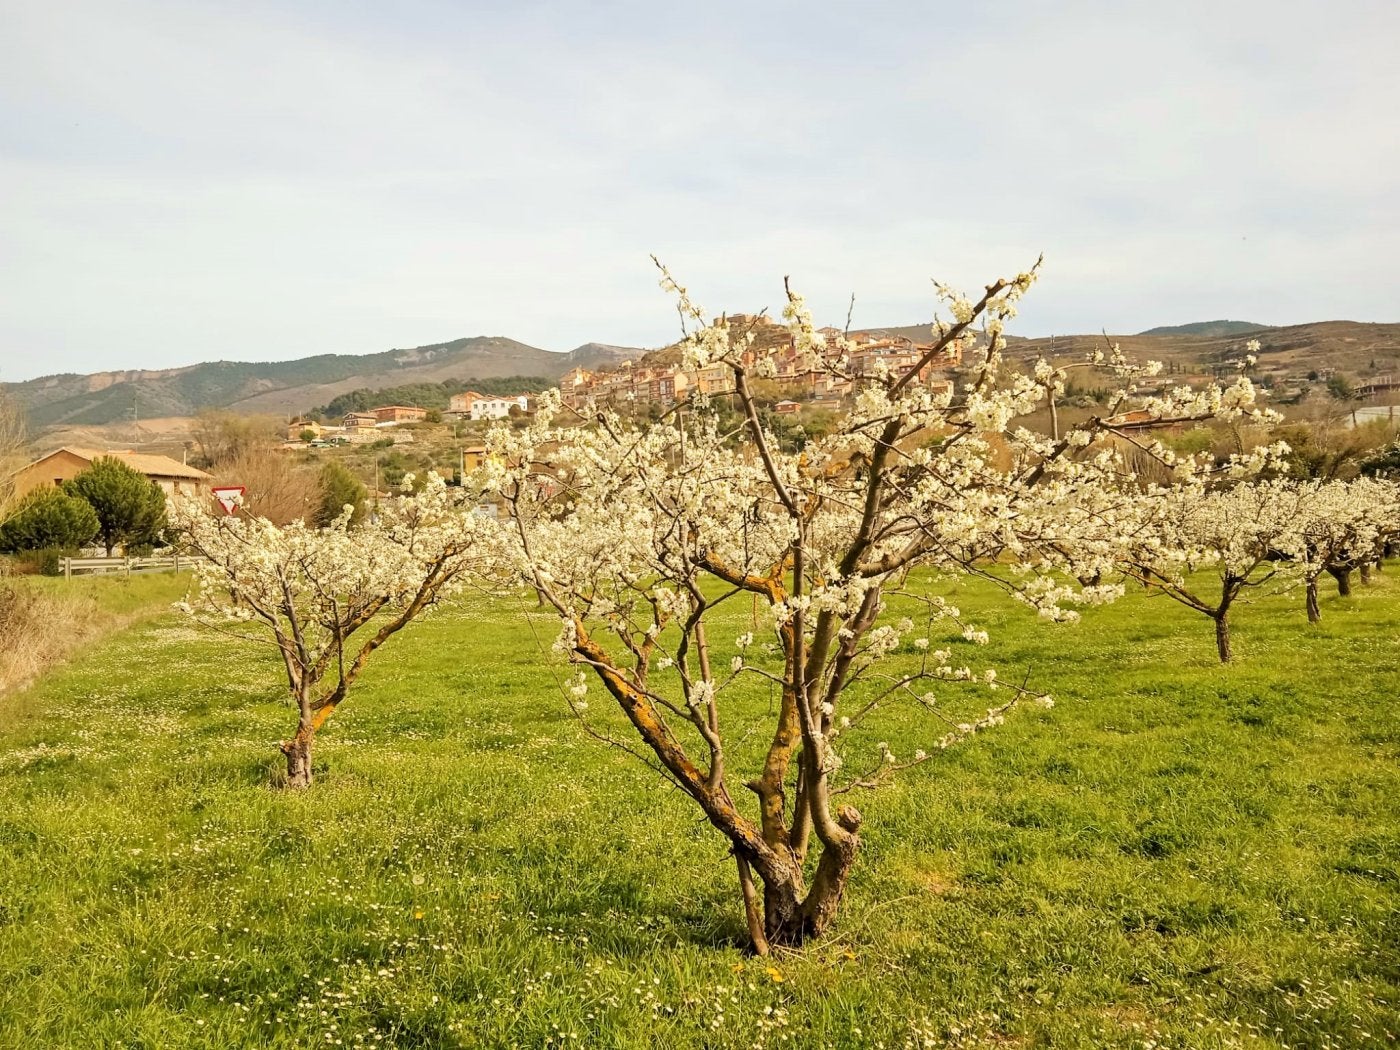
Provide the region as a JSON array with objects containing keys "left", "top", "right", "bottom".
[{"left": 211, "top": 486, "right": 245, "bottom": 515}]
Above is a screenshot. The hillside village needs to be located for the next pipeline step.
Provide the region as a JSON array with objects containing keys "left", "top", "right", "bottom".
[
  {"left": 555, "top": 315, "right": 962, "bottom": 412},
  {"left": 285, "top": 390, "right": 533, "bottom": 445},
  {"left": 273, "top": 315, "right": 966, "bottom": 450},
  {"left": 270, "top": 316, "right": 1400, "bottom": 460}
]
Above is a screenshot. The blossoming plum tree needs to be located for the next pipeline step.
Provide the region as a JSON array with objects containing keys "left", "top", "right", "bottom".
[
  {"left": 1294, "top": 477, "right": 1399, "bottom": 620},
  {"left": 1116, "top": 474, "right": 1399, "bottom": 649},
  {"left": 1116, "top": 478, "right": 1304, "bottom": 662},
  {"left": 494, "top": 262, "right": 1274, "bottom": 952},
  {"left": 171, "top": 474, "right": 507, "bottom": 788}
]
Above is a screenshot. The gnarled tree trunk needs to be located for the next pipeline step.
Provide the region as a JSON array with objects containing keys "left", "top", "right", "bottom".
[
  {"left": 1327, "top": 565, "right": 1352, "bottom": 597},
  {"left": 281, "top": 722, "right": 314, "bottom": 789},
  {"left": 281, "top": 683, "right": 317, "bottom": 789},
  {"left": 1305, "top": 578, "right": 1321, "bottom": 623},
  {"left": 1359, "top": 562, "right": 1373, "bottom": 585},
  {"left": 1213, "top": 611, "right": 1232, "bottom": 663},
  {"left": 736, "top": 805, "right": 862, "bottom": 952}
]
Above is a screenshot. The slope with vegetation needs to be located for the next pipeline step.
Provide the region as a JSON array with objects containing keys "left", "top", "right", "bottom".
[
  {"left": 308, "top": 375, "right": 550, "bottom": 420},
  {"left": 0, "top": 573, "right": 186, "bottom": 702},
  {"left": 4, "top": 339, "right": 637, "bottom": 428},
  {"left": 9, "top": 319, "right": 1400, "bottom": 434},
  {"left": 1008, "top": 320, "right": 1400, "bottom": 380}
]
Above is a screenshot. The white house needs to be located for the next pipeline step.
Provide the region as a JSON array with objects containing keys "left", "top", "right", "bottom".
[
  {"left": 448, "top": 390, "right": 485, "bottom": 415},
  {"left": 470, "top": 395, "right": 529, "bottom": 421}
]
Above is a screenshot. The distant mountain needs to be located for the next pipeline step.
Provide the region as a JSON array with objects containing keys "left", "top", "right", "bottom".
[
  {"left": 5, "top": 337, "right": 640, "bottom": 427},
  {"left": 1137, "top": 320, "right": 1272, "bottom": 338},
  {"left": 563, "top": 343, "right": 642, "bottom": 371}
]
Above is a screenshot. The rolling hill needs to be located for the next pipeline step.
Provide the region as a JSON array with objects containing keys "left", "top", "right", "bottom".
[
  {"left": 846, "top": 320, "right": 1400, "bottom": 380},
  {"left": 1002, "top": 321, "right": 1400, "bottom": 379},
  {"left": 1137, "top": 320, "right": 1272, "bottom": 338},
  {"left": 4, "top": 338, "right": 638, "bottom": 427}
]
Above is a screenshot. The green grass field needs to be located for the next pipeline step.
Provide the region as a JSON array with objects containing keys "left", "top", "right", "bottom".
[{"left": 0, "top": 569, "right": 1396, "bottom": 1048}]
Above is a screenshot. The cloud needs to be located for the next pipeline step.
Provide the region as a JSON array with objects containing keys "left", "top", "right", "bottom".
[{"left": 1, "top": 0, "right": 1396, "bottom": 380}]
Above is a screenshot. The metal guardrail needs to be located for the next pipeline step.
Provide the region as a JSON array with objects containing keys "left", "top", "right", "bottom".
[{"left": 61, "top": 555, "right": 206, "bottom": 578}]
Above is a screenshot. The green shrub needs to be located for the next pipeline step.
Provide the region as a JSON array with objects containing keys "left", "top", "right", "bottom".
[{"left": 0, "top": 488, "right": 99, "bottom": 554}]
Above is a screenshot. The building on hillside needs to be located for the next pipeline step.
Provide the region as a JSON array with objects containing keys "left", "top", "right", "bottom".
[
  {"left": 10, "top": 447, "right": 212, "bottom": 500},
  {"left": 373, "top": 405, "right": 427, "bottom": 424},
  {"left": 448, "top": 390, "right": 486, "bottom": 416},
  {"left": 470, "top": 395, "right": 529, "bottom": 421},
  {"left": 560, "top": 367, "right": 593, "bottom": 390},
  {"left": 551, "top": 319, "right": 969, "bottom": 413},
  {"left": 807, "top": 370, "right": 853, "bottom": 401},
  {"left": 640, "top": 369, "right": 688, "bottom": 404},
  {"left": 461, "top": 446, "right": 487, "bottom": 474},
  {"left": 774, "top": 400, "right": 801, "bottom": 415},
  {"left": 559, "top": 369, "right": 597, "bottom": 411},
  {"left": 344, "top": 412, "right": 379, "bottom": 431},
  {"left": 925, "top": 378, "right": 954, "bottom": 399},
  {"left": 693, "top": 363, "right": 736, "bottom": 397},
  {"left": 1101, "top": 409, "right": 1183, "bottom": 436},
  {"left": 287, "top": 419, "right": 322, "bottom": 441}
]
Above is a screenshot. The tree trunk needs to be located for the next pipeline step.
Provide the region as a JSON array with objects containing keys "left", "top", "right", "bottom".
[
  {"left": 281, "top": 723, "right": 314, "bottom": 789},
  {"left": 1305, "top": 578, "right": 1321, "bottom": 623},
  {"left": 758, "top": 862, "right": 806, "bottom": 950},
  {"left": 1360, "top": 562, "right": 1373, "bottom": 585},
  {"left": 745, "top": 805, "right": 861, "bottom": 952},
  {"left": 735, "top": 854, "right": 769, "bottom": 956},
  {"left": 1328, "top": 565, "right": 1353, "bottom": 597},
  {"left": 1213, "top": 612, "right": 1232, "bottom": 663},
  {"left": 794, "top": 813, "right": 861, "bottom": 938}
]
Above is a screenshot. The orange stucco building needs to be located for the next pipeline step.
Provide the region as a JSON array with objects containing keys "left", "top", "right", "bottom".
[{"left": 10, "top": 447, "right": 212, "bottom": 501}]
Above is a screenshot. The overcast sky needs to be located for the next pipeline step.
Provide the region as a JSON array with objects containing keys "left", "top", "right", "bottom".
[{"left": 2, "top": 0, "right": 1396, "bottom": 381}]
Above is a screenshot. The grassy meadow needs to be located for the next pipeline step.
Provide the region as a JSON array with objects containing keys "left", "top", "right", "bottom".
[{"left": 0, "top": 569, "right": 1397, "bottom": 1048}]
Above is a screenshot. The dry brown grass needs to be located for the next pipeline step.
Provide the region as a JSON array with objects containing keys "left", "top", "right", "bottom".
[
  {"left": 0, "top": 573, "right": 185, "bottom": 723},
  {"left": 0, "top": 581, "right": 103, "bottom": 705}
]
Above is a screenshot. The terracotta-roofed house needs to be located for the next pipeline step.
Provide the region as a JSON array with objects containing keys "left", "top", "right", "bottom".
[
  {"left": 287, "top": 419, "right": 322, "bottom": 441},
  {"left": 1102, "top": 409, "right": 1182, "bottom": 435},
  {"left": 343, "top": 412, "right": 379, "bottom": 430},
  {"left": 10, "top": 447, "right": 213, "bottom": 501},
  {"left": 373, "top": 405, "right": 427, "bottom": 424}
]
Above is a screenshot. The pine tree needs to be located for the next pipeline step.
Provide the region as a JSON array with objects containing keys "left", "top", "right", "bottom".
[{"left": 63, "top": 458, "right": 167, "bottom": 556}]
